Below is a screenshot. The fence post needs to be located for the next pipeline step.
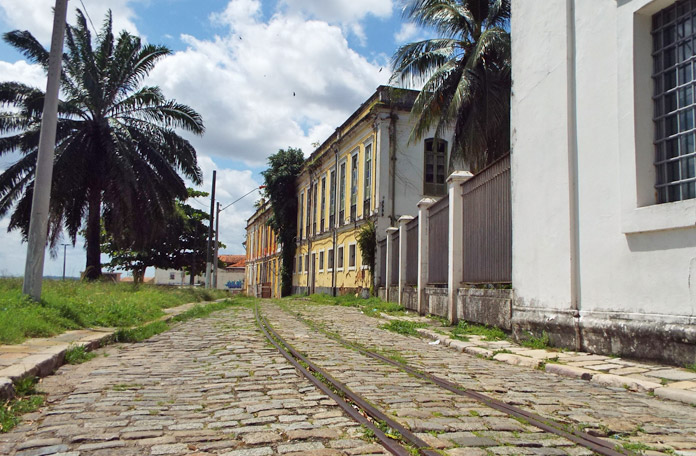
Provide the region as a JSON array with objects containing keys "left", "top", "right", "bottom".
[
  {"left": 398, "top": 216, "right": 414, "bottom": 308},
  {"left": 417, "top": 198, "right": 436, "bottom": 315},
  {"left": 385, "top": 227, "right": 398, "bottom": 302},
  {"left": 447, "top": 171, "right": 474, "bottom": 324}
]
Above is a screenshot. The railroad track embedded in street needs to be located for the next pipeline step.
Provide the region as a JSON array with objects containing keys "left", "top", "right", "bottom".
[{"left": 255, "top": 302, "right": 637, "bottom": 456}]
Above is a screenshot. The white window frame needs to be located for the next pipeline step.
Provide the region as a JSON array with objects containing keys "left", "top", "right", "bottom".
[
  {"left": 336, "top": 245, "right": 344, "bottom": 272},
  {"left": 318, "top": 249, "right": 325, "bottom": 272},
  {"left": 327, "top": 247, "right": 334, "bottom": 272},
  {"left": 348, "top": 242, "right": 357, "bottom": 271},
  {"left": 363, "top": 140, "right": 373, "bottom": 216},
  {"left": 618, "top": 0, "right": 696, "bottom": 233}
]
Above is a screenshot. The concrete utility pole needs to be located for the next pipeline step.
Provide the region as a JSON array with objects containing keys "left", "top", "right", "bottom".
[
  {"left": 205, "top": 170, "right": 216, "bottom": 289},
  {"left": 213, "top": 202, "right": 220, "bottom": 289},
  {"left": 22, "top": 0, "right": 69, "bottom": 300},
  {"left": 61, "top": 243, "right": 70, "bottom": 280}
]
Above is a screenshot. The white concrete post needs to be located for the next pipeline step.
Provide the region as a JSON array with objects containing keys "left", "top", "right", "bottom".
[
  {"left": 385, "top": 227, "right": 398, "bottom": 302},
  {"left": 447, "top": 171, "right": 474, "bottom": 324},
  {"left": 398, "top": 216, "right": 414, "bottom": 308},
  {"left": 417, "top": 198, "right": 436, "bottom": 315}
]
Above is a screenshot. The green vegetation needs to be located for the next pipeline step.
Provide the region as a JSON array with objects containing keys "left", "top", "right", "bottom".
[
  {"left": 520, "top": 331, "right": 551, "bottom": 349},
  {"left": 64, "top": 344, "right": 96, "bottom": 364},
  {"left": 685, "top": 363, "right": 696, "bottom": 373},
  {"left": 303, "top": 293, "right": 405, "bottom": 317},
  {"left": 451, "top": 321, "right": 507, "bottom": 341},
  {"left": 356, "top": 221, "right": 377, "bottom": 295},
  {"left": 1, "top": 377, "right": 44, "bottom": 433},
  {"left": 0, "top": 10, "right": 204, "bottom": 280},
  {"left": 619, "top": 441, "right": 651, "bottom": 454},
  {"left": 0, "top": 279, "right": 229, "bottom": 344},
  {"left": 114, "top": 321, "right": 170, "bottom": 343},
  {"left": 172, "top": 298, "right": 252, "bottom": 323},
  {"left": 380, "top": 320, "right": 427, "bottom": 337}
]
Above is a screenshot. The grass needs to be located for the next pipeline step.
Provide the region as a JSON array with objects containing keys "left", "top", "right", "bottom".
[
  {"left": 451, "top": 321, "right": 507, "bottom": 341},
  {"left": 520, "top": 331, "right": 551, "bottom": 349},
  {"left": 1, "top": 377, "right": 44, "bottom": 433},
  {"left": 685, "top": 363, "right": 696, "bottom": 373},
  {"left": 379, "top": 320, "right": 427, "bottom": 337},
  {"left": 0, "top": 278, "right": 229, "bottom": 344},
  {"left": 301, "top": 293, "right": 406, "bottom": 317},
  {"left": 64, "top": 344, "right": 96, "bottom": 364}
]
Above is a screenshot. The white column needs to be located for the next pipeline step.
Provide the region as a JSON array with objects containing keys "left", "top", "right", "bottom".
[
  {"left": 385, "top": 227, "right": 398, "bottom": 302},
  {"left": 397, "top": 216, "right": 414, "bottom": 308},
  {"left": 417, "top": 198, "right": 436, "bottom": 315},
  {"left": 447, "top": 171, "right": 473, "bottom": 324}
]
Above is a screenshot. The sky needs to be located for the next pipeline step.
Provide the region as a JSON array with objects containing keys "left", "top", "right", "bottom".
[{"left": 0, "top": 0, "right": 426, "bottom": 278}]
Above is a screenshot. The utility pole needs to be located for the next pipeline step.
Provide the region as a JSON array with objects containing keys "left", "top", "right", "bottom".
[
  {"left": 61, "top": 243, "right": 70, "bottom": 280},
  {"left": 205, "top": 170, "right": 216, "bottom": 288},
  {"left": 22, "top": 0, "right": 69, "bottom": 300},
  {"left": 213, "top": 202, "right": 220, "bottom": 289}
]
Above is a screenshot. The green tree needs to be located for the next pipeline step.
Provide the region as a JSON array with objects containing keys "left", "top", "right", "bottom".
[
  {"left": 101, "top": 190, "right": 211, "bottom": 285},
  {"left": 261, "top": 147, "right": 305, "bottom": 296},
  {"left": 390, "top": 0, "right": 511, "bottom": 173},
  {"left": 356, "top": 220, "right": 377, "bottom": 295},
  {"left": 0, "top": 10, "right": 204, "bottom": 280}
]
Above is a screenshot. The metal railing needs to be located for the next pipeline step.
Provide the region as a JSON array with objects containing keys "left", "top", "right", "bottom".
[
  {"left": 390, "top": 230, "right": 400, "bottom": 285},
  {"left": 428, "top": 196, "right": 449, "bottom": 285},
  {"left": 406, "top": 216, "right": 419, "bottom": 285},
  {"left": 461, "top": 154, "right": 511, "bottom": 283}
]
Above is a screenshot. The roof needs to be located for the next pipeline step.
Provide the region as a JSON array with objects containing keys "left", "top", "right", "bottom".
[{"left": 219, "top": 255, "right": 246, "bottom": 268}]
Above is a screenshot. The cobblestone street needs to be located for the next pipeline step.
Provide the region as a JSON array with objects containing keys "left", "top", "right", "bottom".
[{"left": 2, "top": 300, "right": 696, "bottom": 456}]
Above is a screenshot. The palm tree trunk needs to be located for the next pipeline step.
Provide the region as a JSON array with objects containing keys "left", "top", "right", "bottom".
[{"left": 83, "top": 189, "right": 102, "bottom": 280}]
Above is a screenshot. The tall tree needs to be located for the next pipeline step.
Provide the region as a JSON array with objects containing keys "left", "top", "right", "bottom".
[
  {"left": 390, "top": 0, "right": 511, "bottom": 173},
  {"left": 262, "top": 147, "right": 305, "bottom": 296},
  {"left": 0, "top": 10, "right": 204, "bottom": 279}
]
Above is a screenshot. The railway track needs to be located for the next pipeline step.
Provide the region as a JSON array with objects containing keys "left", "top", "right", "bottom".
[{"left": 255, "top": 302, "right": 637, "bottom": 456}]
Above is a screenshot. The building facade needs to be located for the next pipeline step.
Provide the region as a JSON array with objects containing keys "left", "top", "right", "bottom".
[
  {"left": 153, "top": 254, "right": 245, "bottom": 291},
  {"left": 293, "top": 86, "right": 455, "bottom": 295},
  {"left": 511, "top": 0, "right": 696, "bottom": 364},
  {"left": 245, "top": 201, "right": 281, "bottom": 298}
]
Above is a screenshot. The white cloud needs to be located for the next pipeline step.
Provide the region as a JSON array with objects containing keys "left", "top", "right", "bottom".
[
  {"left": 0, "top": 0, "right": 140, "bottom": 46},
  {"left": 149, "top": 4, "right": 389, "bottom": 166},
  {"left": 0, "top": 60, "right": 45, "bottom": 88},
  {"left": 394, "top": 22, "right": 421, "bottom": 43},
  {"left": 280, "top": 0, "right": 393, "bottom": 23}
]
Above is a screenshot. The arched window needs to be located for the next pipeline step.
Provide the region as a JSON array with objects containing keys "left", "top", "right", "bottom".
[{"left": 424, "top": 138, "right": 447, "bottom": 196}]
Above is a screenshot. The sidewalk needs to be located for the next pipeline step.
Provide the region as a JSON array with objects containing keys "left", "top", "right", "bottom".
[
  {"left": 381, "top": 313, "right": 696, "bottom": 407},
  {"left": 0, "top": 301, "right": 203, "bottom": 400}
]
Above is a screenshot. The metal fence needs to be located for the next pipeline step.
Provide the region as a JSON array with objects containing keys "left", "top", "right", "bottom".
[
  {"left": 377, "top": 239, "right": 386, "bottom": 287},
  {"left": 428, "top": 196, "right": 449, "bottom": 284},
  {"left": 461, "top": 154, "right": 511, "bottom": 283},
  {"left": 405, "top": 216, "right": 419, "bottom": 285},
  {"left": 390, "top": 230, "right": 400, "bottom": 285}
]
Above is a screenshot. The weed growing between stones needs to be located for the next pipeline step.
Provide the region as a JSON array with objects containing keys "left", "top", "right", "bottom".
[
  {"left": 520, "top": 331, "right": 551, "bottom": 349},
  {"left": 451, "top": 321, "right": 507, "bottom": 341},
  {"left": 0, "top": 376, "right": 44, "bottom": 433},
  {"left": 64, "top": 344, "right": 96, "bottom": 364},
  {"left": 379, "top": 320, "right": 427, "bottom": 337}
]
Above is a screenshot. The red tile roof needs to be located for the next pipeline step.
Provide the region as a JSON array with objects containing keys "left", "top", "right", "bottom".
[{"left": 219, "top": 254, "right": 246, "bottom": 268}]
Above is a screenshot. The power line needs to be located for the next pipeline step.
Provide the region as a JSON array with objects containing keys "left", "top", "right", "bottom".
[{"left": 78, "top": 0, "right": 98, "bottom": 36}]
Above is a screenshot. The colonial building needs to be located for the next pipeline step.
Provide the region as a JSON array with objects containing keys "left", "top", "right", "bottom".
[
  {"left": 511, "top": 0, "right": 696, "bottom": 364},
  {"left": 293, "top": 86, "right": 455, "bottom": 295},
  {"left": 245, "top": 200, "right": 281, "bottom": 298},
  {"left": 153, "top": 254, "right": 245, "bottom": 290}
]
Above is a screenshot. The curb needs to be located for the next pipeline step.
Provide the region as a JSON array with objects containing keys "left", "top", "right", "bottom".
[
  {"left": 414, "top": 324, "right": 696, "bottom": 407},
  {"left": 0, "top": 298, "right": 227, "bottom": 401}
]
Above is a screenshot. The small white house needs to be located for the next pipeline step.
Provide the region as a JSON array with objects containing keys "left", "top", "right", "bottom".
[{"left": 511, "top": 0, "right": 696, "bottom": 364}]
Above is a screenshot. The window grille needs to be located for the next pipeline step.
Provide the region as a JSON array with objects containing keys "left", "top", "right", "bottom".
[{"left": 653, "top": 0, "right": 696, "bottom": 202}]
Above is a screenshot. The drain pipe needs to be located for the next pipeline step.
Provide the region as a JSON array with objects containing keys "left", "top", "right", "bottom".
[
  {"left": 388, "top": 111, "right": 398, "bottom": 225},
  {"left": 566, "top": 0, "right": 582, "bottom": 352}
]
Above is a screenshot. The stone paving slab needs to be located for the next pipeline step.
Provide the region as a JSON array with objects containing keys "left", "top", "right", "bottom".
[
  {"left": 0, "top": 305, "right": 388, "bottom": 455},
  {"left": 410, "top": 324, "right": 696, "bottom": 407},
  {"left": 0, "top": 300, "right": 219, "bottom": 401},
  {"left": 286, "top": 301, "right": 696, "bottom": 454}
]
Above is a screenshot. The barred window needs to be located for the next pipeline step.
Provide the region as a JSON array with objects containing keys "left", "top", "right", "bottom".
[{"left": 653, "top": 0, "right": 696, "bottom": 203}]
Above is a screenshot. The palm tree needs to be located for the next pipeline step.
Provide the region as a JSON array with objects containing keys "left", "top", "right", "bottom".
[
  {"left": 0, "top": 10, "right": 204, "bottom": 280},
  {"left": 390, "top": 0, "right": 511, "bottom": 173}
]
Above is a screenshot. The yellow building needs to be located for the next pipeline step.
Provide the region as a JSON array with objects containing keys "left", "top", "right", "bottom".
[
  {"left": 293, "top": 86, "right": 453, "bottom": 295},
  {"left": 245, "top": 200, "right": 280, "bottom": 298}
]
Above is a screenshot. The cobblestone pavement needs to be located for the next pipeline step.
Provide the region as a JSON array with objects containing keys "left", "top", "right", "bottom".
[
  {"left": 269, "top": 300, "right": 696, "bottom": 456},
  {"left": 0, "top": 304, "right": 389, "bottom": 456}
]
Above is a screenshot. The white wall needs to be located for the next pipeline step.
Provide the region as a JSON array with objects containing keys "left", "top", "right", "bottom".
[
  {"left": 512, "top": 0, "right": 696, "bottom": 321},
  {"left": 154, "top": 268, "right": 244, "bottom": 290}
]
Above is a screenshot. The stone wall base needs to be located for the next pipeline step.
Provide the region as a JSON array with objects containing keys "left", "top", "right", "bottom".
[
  {"left": 425, "top": 287, "right": 448, "bottom": 317},
  {"left": 512, "top": 306, "right": 696, "bottom": 365},
  {"left": 457, "top": 288, "right": 513, "bottom": 330},
  {"left": 388, "top": 286, "right": 399, "bottom": 303},
  {"left": 401, "top": 287, "right": 418, "bottom": 311}
]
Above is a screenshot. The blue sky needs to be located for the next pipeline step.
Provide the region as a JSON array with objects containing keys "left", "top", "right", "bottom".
[{"left": 0, "top": 0, "right": 425, "bottom": 277}]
